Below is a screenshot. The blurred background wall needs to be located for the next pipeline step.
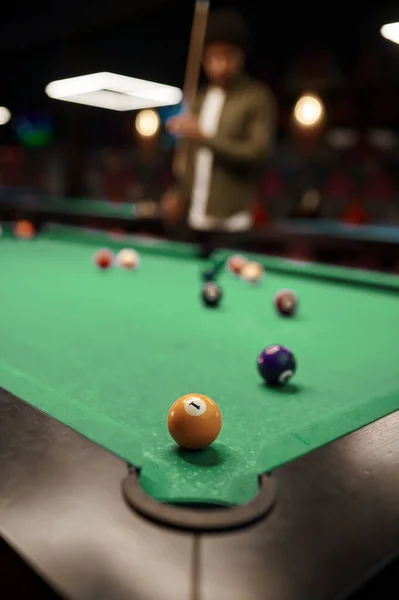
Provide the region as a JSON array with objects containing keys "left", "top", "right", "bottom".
[{"left": 2, "top": 0, "right": 399, "bottom": 226}]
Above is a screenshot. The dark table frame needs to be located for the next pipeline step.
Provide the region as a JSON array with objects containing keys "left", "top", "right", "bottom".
[{"left": 1, "top": 392, "right": 399, "bottom": 600}]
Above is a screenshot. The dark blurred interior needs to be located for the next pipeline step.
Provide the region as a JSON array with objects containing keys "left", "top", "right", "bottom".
[
  {"left": 2, "top": 0, "right": 399, "bottom": 268},
  {"left": 1, "top": 6, "right": 399, "bottom": 598}
]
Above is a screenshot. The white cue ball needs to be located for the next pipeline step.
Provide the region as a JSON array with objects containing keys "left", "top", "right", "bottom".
[
  {"left": 241, "top": 261, "right": 264, "bottom": 283},
  {"left": 116, "top": 248, "right": 140, "bottom": 270}
]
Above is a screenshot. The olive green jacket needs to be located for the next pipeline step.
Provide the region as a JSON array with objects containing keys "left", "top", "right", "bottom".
[{"left": 178, "top": 75, "right": 276, "bottom": 220}]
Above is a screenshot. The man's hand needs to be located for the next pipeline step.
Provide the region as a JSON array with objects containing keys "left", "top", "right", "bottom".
[
  {"left": 166, "top": 114, "right": 204, "bottom": 142},
  {"left": 161, "top": 190, "right": 186, "bottom": 226}
]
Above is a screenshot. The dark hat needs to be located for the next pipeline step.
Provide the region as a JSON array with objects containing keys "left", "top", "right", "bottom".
[{"left": 204, "top": 9, "right": 249, "bottom": 53}]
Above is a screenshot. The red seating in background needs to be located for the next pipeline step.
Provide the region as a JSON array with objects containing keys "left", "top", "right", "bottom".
[
  {"left": 0, "top": 146, "right": 23, "bottom": 187},
  {"left": 321, "top": 169, "right": 353, "bottom": 218},
  {"left": 259, "top": 170, "right": 290, "bottom": 220},
  {"left": 341, "top": 198, "right": 368, "bottom": 225},
  {"left": 324, "top": 169, "right": 352, "bottom": 197},
  {"left": 363, "top": 167, "right": 396, "bottom": 222},
  {"left": 364, "top": 171, "right": 395, "bottom": 201},
  {"left": 260, "top": 170, "right": 286, "bottom": 197},
  {"left": 252, "top": 197, "right": 269, "bottom": 228}
]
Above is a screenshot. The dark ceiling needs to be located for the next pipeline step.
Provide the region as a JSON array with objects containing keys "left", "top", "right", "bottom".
[
  {"left": 2, "top": 0, "right": 399, "bottom": 128},
  {"left": 2, "top": 0, "right": 399, "bottom": 51},
  {"left": 0, "top": 0, "right": 171, "bottom": 51}
]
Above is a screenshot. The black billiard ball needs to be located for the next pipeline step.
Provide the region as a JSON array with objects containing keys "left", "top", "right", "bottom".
[
  {"left": 202, "top": 282, "right": 222, "bottom": 307},
  {"left": 257, "top": 345, "right": 296, "bottom": 386}
]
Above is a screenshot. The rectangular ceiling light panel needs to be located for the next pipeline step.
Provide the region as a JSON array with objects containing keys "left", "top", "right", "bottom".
[
  {"left": 381, "top": 23, "right": 399, "bottom": 45},
  {"left": 45, "top": 72, "right": 182, "bottom": 111}
]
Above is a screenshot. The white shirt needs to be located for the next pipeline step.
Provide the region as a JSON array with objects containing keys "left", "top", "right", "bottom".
[{"left": 189, "top": 87, "right": 252, "bottom": 232}]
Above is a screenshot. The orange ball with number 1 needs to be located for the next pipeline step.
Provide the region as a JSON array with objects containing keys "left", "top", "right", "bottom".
[{"left": 167, "top": 393, "right": 222, "bottom": 450}]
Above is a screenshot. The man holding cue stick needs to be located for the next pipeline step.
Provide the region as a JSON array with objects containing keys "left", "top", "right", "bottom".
[{"left": 162, "top": 5, "right": 276, "bottom": 250}]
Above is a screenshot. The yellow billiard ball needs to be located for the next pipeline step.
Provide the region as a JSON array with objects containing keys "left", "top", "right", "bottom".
[{"left": 167, "top": 393, "right": 222, "bottom": 450}]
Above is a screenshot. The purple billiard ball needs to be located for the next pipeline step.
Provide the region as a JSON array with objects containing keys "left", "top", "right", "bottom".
[{"left": 257, "top": 345, "right": 296, "bottom": 386}]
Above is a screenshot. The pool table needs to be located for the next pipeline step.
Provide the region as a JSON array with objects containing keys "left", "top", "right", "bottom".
[{"left": 1, "top": 224, "right": 399, "bottom": 599}]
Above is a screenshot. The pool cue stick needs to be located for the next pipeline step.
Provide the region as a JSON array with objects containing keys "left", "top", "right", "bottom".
[{"left": 172, "top": 0, "right": 210, "bottom": 177}]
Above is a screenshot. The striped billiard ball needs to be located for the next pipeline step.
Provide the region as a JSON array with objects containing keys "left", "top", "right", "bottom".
[
  {"left": 257, "top": 345, "right": 296, "bottom": 386},
  {"left": 226, "top": 254, "right": 248, "bottom": 276},
  {"left": 274, "top": 289, "right": 297, "bottom": 317}
]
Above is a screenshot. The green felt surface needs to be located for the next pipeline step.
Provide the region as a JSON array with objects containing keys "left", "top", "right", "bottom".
[{"left": 1, "top": 227, "right": 399, "bottom": 506}]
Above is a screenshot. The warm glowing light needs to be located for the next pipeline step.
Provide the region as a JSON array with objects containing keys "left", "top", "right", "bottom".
[
  {"left": 135, "top": 109, "right": 160, "bottom": 137},
  {"left": 45, "top": 72, "right": 182, "bottom": 111},
  {"left": 0, "top": 107, "right": 11, "bottom": 125},
  {"left": 381, "top": 22, "right": 399, "bottom": 45},
  {"left": 294, "top": 95, "right": 324, "bottom": 127}
]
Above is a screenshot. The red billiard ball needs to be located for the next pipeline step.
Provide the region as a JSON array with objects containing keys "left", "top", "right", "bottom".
[
  {"left": 226, "top": 254, "right": 248, "bottom": 276},
  {"left": 274, "top": 289, "right": 297, "bottom": 316},
  {"left": 94, "top": 248, "right": 114, "bottom": 270}
]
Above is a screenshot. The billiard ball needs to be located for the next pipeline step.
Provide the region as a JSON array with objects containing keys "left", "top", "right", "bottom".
[
  {"left": 94, "top": 248, "right": 114, "bottom": 270},
  {"left": 257, "top": 345, "right": 296, "bottom": 386},
  {"left": 203, "top": 258, "right": 225, "bottom": 282},
  {"left": 226, "top": 254, "right": 248, "bottom": 276},
  {"left": 202, "top": 282, "right": 222, "bottom": 307},
  {"left": 274, "top": 289, "right": 297, "bottom": 317},
  {"left": 13, "top": 220, "right": 35, "bottom": 240},
  {"left": 167, "top": 393, "right": 222, "bottom": 450},
  {"left": 202, "top": 268, "right": 216, "bottom": 282},
  {"left": 116, "top": 248, "right": 140, "bottom": 270},
  {"left": 241, "top": 261, "right": 264, "bottom": 283}
]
